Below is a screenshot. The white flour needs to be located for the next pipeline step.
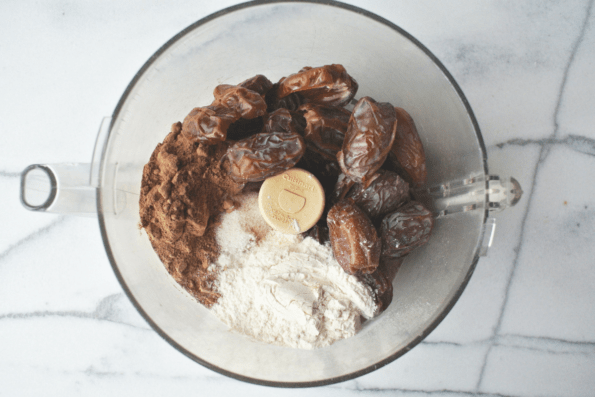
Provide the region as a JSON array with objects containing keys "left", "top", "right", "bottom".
[{"left": 210, "top": 193, "right": 377, "bottom": 349}]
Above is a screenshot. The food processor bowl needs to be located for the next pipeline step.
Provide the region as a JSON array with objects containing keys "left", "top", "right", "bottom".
[{"left": 20, "top": 0, "right": 522, "bottom": 386}]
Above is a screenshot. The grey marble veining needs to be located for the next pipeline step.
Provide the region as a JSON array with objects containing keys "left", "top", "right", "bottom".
[
  {"left": 473, "top": 2, "right": 595, "bottom": 393},
  {"left": 1, "top": 1, "right": 594, "bottom": 396}
]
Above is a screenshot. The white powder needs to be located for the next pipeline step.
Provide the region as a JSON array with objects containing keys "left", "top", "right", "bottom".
[
  {"left": 210, "top": 192, "right": 378, "bottom": 349},
  {"left": 290, "top": 218, "right": 301, "bottom": 233}
]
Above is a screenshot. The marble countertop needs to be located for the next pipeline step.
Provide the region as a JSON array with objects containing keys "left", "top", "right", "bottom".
[{"left": 2, "top": 1, "right": 594, "bottom": 395}]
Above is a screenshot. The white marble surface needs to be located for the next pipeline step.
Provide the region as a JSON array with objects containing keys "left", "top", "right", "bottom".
[{"left": 1, "top": 0, "right": 594, "bottom": 395}]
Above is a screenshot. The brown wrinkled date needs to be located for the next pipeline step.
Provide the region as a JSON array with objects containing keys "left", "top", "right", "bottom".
[
  {"left": 300, "top": 103, "right": 350, "bottom": 160},
  {"left": 346, "top": 169, "right": 410, "bottom": 221},
  {"left": 337, "top": 97, "right": 397, "bottom": 188},
  {"left": 278, "top": 64, "right": 358, "bottom": 107},
  {"left": 380, "top": 201, "right": 435, "bottom": 258},
  {"left": 237, "top": 74, "right": 274, "bottom": 96},
  {"left": 388, "top": 107, "right": 428, "bottom": 187},
  {"left": 141, "top": 63, "right": 436, "bottom": 319},
  {"left": 295, "top": 103, "right": 351, "bottom": 205},
  {"left": 212, "top": 85, "right": 267, "bottom": 119},
  {"left": 183, "top": 77, "right": 269, "bottom": 144},
  {"left": 182, "top": 105, "right": 238, "bottom": 144},
  {"left": 356, "top": 257, "right": 403, "bottom": 313},
  {"left": 264, "top": 108, "right": 302, "bottom": 135},
  {"left": 224, "top": 131, "right": 306, "bottom": 183},
  {"left": 327, "top": 199, "right": 381, "bottom": 275},
  {"left": 225, "top": 75, "right": 273, "bottom": 141}
]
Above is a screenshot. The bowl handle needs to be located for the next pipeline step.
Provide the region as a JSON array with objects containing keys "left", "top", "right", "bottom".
[
  {"left": 415, "top": 174, "right": 523, "bottom": 256},
  {"left": 19, "top": 117, "right": 111, "bottom": 216}
]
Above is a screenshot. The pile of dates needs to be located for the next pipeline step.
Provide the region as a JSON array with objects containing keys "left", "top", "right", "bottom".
[{"left": 181, "top": 64, "right": 434, "bottom": 314}]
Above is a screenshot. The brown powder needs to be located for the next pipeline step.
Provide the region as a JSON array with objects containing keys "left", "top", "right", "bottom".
[{"left": 139, "top": 122, "right": 244, "bottom": 307}]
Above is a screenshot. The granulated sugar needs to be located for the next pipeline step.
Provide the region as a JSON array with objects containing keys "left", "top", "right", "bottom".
[{"left": 211, "top": 192, "right": 377, "bottom": 349}]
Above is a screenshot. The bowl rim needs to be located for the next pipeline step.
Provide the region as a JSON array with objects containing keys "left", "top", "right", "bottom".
[{"left": 98, "top": 0, "right": 488, "bottom": 388}]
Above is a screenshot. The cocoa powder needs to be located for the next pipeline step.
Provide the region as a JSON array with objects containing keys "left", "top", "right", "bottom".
[{"left": 139, "top": 122, "right": 243, "bottom": 307}]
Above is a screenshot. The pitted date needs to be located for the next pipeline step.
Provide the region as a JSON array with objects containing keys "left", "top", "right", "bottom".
[
  {"left": 264, "top": 108, "right": 303, "bottom": 135},
  {"left": 224, "top": 131, "right": 306, "bottom": 183},
  {"left": 182, "top": 105, "right": 238, "bottom": 144},
  {"left": 277, "top": 64, "right": 358, "bottom": 107},
  {"left": 327, "top": 199, "right": 380, "bottom": 275},
  {"left": 356, "top": 266, "right": 391, "bottom": 313},
  {"left": 380, "top": 201, "right": 434, "bottom": 258},
  {"left": 356, "top": 257, "right": 403, "bottom": 313},
  {"left": 238, "top": 74, "right": 273, "bottom": 96},
  {"left": 212, "top": 85, "right": 267, "bottom": 119},
  {"left": 300, "top": 103, "right": 350, "bottom": 159},
  {"left": 390, "top": 107, "right": 427, "bottom": 187},
  {"left": 337, "top": 97, "right": 397, "bottom": 187},
  {"left": 212, "top": 84, "right": 233, "bottom": 99},
  {"left": 346, "top": 170, "right": 410, "bottom": 220},
  {"left": 185, "top": 77, "right": 269, "bottom": 144}
]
